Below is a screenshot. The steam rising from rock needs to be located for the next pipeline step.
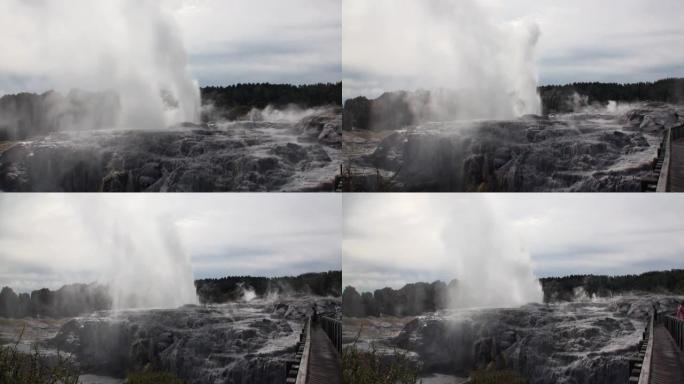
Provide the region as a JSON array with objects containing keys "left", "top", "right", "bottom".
[
  {"left": 344, "top": 195, "right": 543, "bottom": 309},
  {"left": 344, "top": 0, "right": 542, "bottom": 119},
  {"left": 0, "top": 0, "right": 200, "bottom": 128},
  {"left": 80, "top": 197, "right": 198, "bottom": 309},
  {"left": 443, "top": 197, "right": 543, "bottom": 308}
]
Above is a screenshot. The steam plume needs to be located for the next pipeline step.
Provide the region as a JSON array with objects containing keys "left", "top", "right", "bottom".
[
  {"left": 0, "top": 0, "right": 200, "bottom": 128},
  {"left": 344, "top": 0, "right": 542, "bottom": 119}
]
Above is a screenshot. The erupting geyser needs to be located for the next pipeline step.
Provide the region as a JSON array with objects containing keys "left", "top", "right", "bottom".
[
  {"left": 344, "top": 0, "right": 542, "bottom": 119},
  {"left": 344, "top": 194, "right": 543, "bottom": 309},
  {"left": 79, "top": 196, "right": 199, "bottom": 309},
  {"left": 443, "top": 196, "right": 543, "bottom": 308},
  {"left": 0, "top": 0, "right": 200, "bottom": 128}
]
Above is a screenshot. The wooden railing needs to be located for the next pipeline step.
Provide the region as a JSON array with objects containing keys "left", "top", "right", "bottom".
[
  {"left": 656, "top": 124, "right": 684, "bottom": 192},
  {"left": 320, "top": 316, "right": 342, "bottom": 354},
  {"left": 663, "top": 315, "right": 684, "bottom": 351},
  {"left": 629, "top": 313, "right": 653, "bottom": 383},
  {"left": 285, "top": 316, "right": 311, "bottom": 384}
]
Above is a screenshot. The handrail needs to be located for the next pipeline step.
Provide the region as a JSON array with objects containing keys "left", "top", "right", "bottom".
[
  {"left": 629, "top": 313, "right": 653, "bottom": 383},
  {"left": 656, "top": 129, "right": 671, "bottom": 192},
  {"left": 285, "top": 317, "right": 311, "bottom": 384},
  {"left": 657, "top": 124, "right": 684, "bottom": 192},
  {"left": 296, "top": 317, "right": 312, "bottom": 384},
  {"left": 637, "top": 313, "right": 654, "bottom": 384},
  {"left": 320, "top": 316, "right": 342, "bottom": 354},
  {"left": 663, "top": 315, "right": 684, "bottom": 351}
]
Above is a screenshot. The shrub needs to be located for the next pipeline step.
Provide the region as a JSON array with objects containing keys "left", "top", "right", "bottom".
[
  {"left": 0, "top": 334, "right": 79, "bottom": 384},
  {"left": 342, "top": 344, "right": 418, "bottom": 384}
]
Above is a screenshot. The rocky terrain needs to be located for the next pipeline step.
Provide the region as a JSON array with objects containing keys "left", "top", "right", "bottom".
[
  {"left": 343, "top": 295, "right": 681, "bottom": 384},
  {"left": 1, "top": 296, "right": 340, "bottom": 384},
  {"left": 344, "top": 103, "right": 684, "bottom": 191},
  {"left": 0, "top": 108, "right": 341, "bottom": 192}
]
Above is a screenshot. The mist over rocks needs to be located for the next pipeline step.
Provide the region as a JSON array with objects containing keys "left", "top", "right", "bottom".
[
  {"left": 48, "top": 297, "right": 340, "bottom": 383},
  {"left": 0, "top": 108, "right": 341, "bottom": 192},
  {"left": 0, "top": 284, "right": 110, "bottom": 319},
  {"left": 0, "top": 90, "right": 121, "bottom": 140},
  {"left": 345, "top": 295, "right": 681, "bottom": 384},
  {"left": 344, "top": 103, "right": 681, "bottom": 192}
]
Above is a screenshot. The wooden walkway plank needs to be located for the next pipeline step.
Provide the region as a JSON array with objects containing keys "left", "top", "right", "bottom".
[
  {"left": 307, "top": 322, "right": 341, "bottom": 384},
  {"left": 649, "top": 324, "right": 684, "bottom": 384}
]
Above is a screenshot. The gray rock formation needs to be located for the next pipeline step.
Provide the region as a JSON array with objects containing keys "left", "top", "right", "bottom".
[
  {"left": 0, "top": 111, "right": 341, "bottom": 191},
  {"left": 344, "top": 104, "right": 684, "bottom": 191},
  {"left": 344, "top": 295, "right": 681, "bottom": 384},
  {"left": 49, "top": 297, "right": 340, "bottom": 384}
]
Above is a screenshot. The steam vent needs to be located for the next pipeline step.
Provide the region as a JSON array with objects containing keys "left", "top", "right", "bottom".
[{"left": 2, "top": 1, "right": 684, "bottom": 384}]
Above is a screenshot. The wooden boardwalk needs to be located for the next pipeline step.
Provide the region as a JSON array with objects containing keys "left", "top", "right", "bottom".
[
  {"left": 650, "top": 324, "right": 684, "bottom": 384},
  {"left": 668, "top": 138, "right": 684, "bottom": 192},
  {"left": 307, "top": 322, "right": 341, "bottom": 384}
]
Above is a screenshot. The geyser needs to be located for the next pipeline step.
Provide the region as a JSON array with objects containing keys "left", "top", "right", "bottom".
[
  {"left": 79, "top": 196, "right": 199, "bottom": 309},
  {"left": 442, "top": 196, "right": 543, "bottom": 308},
  {"left": 0, "top": 0, "right": 200, "bottom": 129},
  {"left": 0, "top": 195, "right": 198, "bottom": 309},
  {"left": 344, "top": 0, "right": 542, "bottom": 119},
  {"left": 343, "top": 194, "right": 543, "bottom": 308}
]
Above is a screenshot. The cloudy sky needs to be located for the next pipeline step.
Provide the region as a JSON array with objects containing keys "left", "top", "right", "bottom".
[
  {"left": 0, "top": 0, "right": 340, "bottom": 95},
  {"left": 175, "top": 0, "right": 340, "bottom": 86},
  {"left": 344, "top": 0, "right": 684, "bottom": 99},
  {"left": 344, "top": 194, "right": 684, "bottom": 293},
  {"left": 0, "top": 194, "right": 341, "bottom": 293}
]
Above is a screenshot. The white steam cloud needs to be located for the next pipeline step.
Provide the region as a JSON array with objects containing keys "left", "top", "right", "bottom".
[
  {"left": 344, "top": 0, "right": 542, "bottom": 119},
  {"left": 343, "top": 194, "right": 543, "bottom": 308},
  {"left": 78, "top": 197, "right": 199, "bottom": 309},
  {"left": 441, "top": 197, "right": 543, "bottom": 308},
  {"left": 0, "top": 0, "right": 200, "bottom": 128}
]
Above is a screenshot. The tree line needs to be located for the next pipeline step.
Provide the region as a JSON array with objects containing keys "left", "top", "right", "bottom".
[
  {"left": 195, "top": 270, "right": 342, "bottom": 304},
  {"left": 343, "top": 269, "right": 684, "bottom": 317},
  {"left": 0, "top": 271, "right": 342, "bottom": 318},
  {"left": 343, "top": 78, "right": 684, "bottom": 130},
  {"left": 201, "top": 82, "right": 342, "bottom": 120},
  {"left": 539, "top": 78, "right": 684, "bottom": 113},
  {"left": 540, "top": 269, "right": 684, "bottom": 302}
]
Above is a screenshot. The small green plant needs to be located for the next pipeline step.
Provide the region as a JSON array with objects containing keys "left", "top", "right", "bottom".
[
  {"left": 126, "top": 370, "right": 187, "bottom": 384},
  {"left": 470, "top": 369, "right": 527, "bottom": 384},
  {"left": 342, "top": 327, "right": 419, "bottom": 384},
  {"left": 0, "top": 326, "right": 79, "bottom": 384}
]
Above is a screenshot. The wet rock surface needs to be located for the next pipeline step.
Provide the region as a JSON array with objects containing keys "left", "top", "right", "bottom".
[
  {"left": 0, "top": 111, "right": 341, "bottom": 192},
  {"left": 43, "top": 297, "right": 340, "bottom": 384},
  {"left": 343, "top": 295, "right": 682, "bottom": 384},
  {"left": 344, "top": 104, "right": 684, "bottom": 191}
]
